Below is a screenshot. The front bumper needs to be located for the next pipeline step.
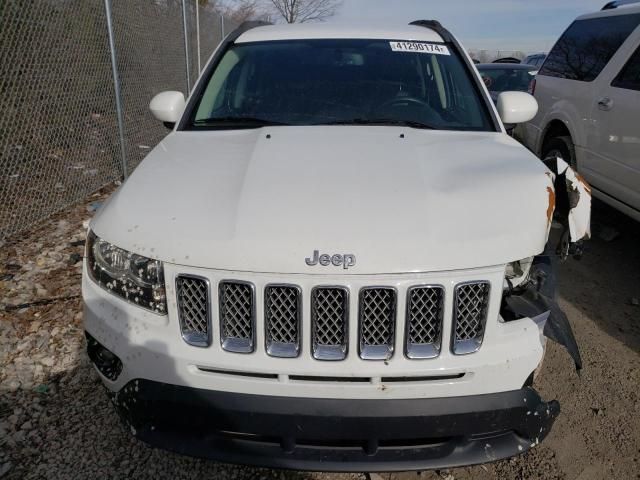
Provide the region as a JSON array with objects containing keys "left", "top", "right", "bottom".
[
  {"left": 111, "top": 379, "right": 559, "bottom": 472},
  {"left": 83, "top": 263, "right": 548, "bottom": 400}
]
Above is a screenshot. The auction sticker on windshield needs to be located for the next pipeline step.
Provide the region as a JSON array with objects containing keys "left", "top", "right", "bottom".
[{"left": 390, "top": 41, "right": 450, "bottom": 55}]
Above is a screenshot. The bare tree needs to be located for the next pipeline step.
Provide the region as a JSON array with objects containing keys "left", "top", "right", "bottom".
[
  {"left": 225, "top": 0, "right": 267, "bottom": 23},
  {"left": 268, "top": 0, "right": 342, "bottom": 23},
  {"left": 204, "top": 0, "right": 267, "bottom": 23}
]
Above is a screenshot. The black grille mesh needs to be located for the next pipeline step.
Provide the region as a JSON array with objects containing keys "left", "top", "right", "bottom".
[
  {"left": 176, "top": 276, "right": 209, "bottom": 346},
  {"left": 359, "top": 288, "right": 396, "bottom": 347},
  {"left": 265, "top": 286, "right": 300, "bottom": 346},
  {"left": 454, "top": 282, "right": 490, "bottom": 341},
  {"left": 219, "top": 282, "right": 254, "bottom": 340},
  {"left": 407, "top": 286, "right": 444, "bottom": 346},
  {"left": 312, "top": 288, "right": 348, "bottom": 347}
]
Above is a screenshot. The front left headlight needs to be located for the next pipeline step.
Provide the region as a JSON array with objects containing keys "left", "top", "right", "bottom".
[{"left": 86, "top": 231, "right": 167, "bottom": 314}]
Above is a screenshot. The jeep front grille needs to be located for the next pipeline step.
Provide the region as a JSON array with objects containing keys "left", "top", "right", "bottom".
[
  {"left": 358, "top": 287, "right": 396, "bottom": 360},
  {"left": 405, "top": 285, "right": 444, "bottom": 359},
  {"left": 219, "top": 281, "right": 255, "bottom": 353},
  {"left": 311, "top": 287, "right": 349, "bottom": 361},
  {"left": 265, "top": 285, "right": 302, "bottom": 358},
  {"left": 176, "top": 275, "right": 211, "bottom": 347},
  {"left": 174, "top": 274, "right": 493, "bottom": 360},
  {"left": 452, "top": 281, "right": 490, "bottom": 355}
]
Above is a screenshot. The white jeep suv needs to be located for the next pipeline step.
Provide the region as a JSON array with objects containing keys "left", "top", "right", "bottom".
[
  {"left": 519, "top": 1, "right": 640, "bottom": 221},
  {"left": 83, "top": 20, "right": 587, "bottom": 471}
]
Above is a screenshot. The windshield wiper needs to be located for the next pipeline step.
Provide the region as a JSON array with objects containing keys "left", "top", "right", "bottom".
[
  {"left": 319, "top": 118, "right": 436, "bottom": 129},
  {"left": 192, "top": 116, "right": 289, "bottom": 128}
]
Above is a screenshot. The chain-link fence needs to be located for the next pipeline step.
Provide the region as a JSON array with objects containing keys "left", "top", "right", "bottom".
[{"left": 0, "top": 0, "right": 235, "bottom": 240}]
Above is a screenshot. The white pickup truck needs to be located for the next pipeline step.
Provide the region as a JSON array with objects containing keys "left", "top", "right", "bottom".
[{"left": 82, "top": 20, "right": 589, "bottom": 471}]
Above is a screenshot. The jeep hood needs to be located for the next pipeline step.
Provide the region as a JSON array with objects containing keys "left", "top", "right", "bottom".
[{"left": 92, "top": 127, "right": 553, "bottom": 274}]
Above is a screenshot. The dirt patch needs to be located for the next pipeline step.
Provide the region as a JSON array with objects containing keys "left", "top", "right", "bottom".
[{"left": 0, "top": 191, "right": 638, "bottom": 480}]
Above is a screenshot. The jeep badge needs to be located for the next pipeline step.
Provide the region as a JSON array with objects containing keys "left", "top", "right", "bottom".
[{"left": 305, "top": 250, "right": 356, "bottom": 269}]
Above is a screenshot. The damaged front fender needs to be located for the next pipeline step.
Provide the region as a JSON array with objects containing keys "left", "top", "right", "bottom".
[
  {"left": 502, "top": 256, "right": 582, "bottom": 372},
  {"left": 544, "top": 157, "right": 592, "bottom": 259}
]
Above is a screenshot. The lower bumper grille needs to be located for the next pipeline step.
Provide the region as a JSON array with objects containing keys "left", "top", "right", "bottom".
[{"left": 113, "top": 379, "right": 558, "bottom": 471}]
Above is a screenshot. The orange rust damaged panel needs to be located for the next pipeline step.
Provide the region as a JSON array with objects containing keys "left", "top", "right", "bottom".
[
  {"left": 546, "top": 186, "right": 556, "bottom": 225},
  {"left": 574, "top": 171, "right": 592, "bottom": 195}
]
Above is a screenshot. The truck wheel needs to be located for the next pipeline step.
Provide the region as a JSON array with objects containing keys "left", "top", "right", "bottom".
[{"left": 542, "top": 135, "right": 576, "bottom": 169}]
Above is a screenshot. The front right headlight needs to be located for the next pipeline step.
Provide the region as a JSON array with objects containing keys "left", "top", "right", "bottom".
[
  {"left": 86, "top": 231, "right": 167, "bottom": 314},
  {"left": 504, "top": 256, "right": 534, "bottom": 290}
]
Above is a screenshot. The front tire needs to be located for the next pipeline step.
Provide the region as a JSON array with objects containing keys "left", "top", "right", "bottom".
[{"left": 542, "top": 135, "right": 576, "bottom": 169}]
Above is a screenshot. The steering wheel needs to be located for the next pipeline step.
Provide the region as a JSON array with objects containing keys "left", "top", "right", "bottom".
[{"left": 376, "top": 96, "right": 431, "bottom": 110}]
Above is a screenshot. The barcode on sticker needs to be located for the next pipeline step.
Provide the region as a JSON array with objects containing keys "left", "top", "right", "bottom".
[{"left": 390, "top": 42, "right": 450, "bottom": 55}]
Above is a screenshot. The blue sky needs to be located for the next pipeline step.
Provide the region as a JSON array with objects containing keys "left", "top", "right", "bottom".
[{"left": 330, "top": 0, "right": 607, "bottom": 52}]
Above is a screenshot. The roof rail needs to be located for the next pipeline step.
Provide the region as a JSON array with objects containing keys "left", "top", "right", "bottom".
[
  {"left": 602, "top": 0, "right": 640, "bottom": 10},
  {"left": 228, "top": 20, "right": 272, "bottom": 40},
  {"left": 409, "top": 20, "right": 453, "bottom": 42}
]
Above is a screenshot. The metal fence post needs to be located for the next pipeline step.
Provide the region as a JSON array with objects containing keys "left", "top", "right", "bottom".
[
  {"left": 220, "top": 14, "right": 225, "bottom": 41},
  {"left": 195, "top": 0, "right": 201, "bottom": 74},
  {"left": 104, "top": 0, "right": 128, "bottom": 180},
  {"left": 181, "top": 0, "right": 191, "bottom": 94}
]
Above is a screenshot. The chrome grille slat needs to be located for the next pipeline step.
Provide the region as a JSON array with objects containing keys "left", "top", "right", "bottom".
[
  {"left": 219, "top": 281, "right": 255, "bottom": 353},
  {"left": 265, "top": 285, "right": 301, "bottom": 358},
  {"left": 311, "top": 287, "right": 349, "bottom": 361},
  {"left": 405, "top": 285, "right": 444, "bottom": 359},
  {"left": 452, "top": 281, "right": 490, "bottom": 355},
  {"left": 175, "top": 275, "right": 211, "bottom": 347},
  {"left": 359, "top": 287, "right": 396, "bottom": 360}
]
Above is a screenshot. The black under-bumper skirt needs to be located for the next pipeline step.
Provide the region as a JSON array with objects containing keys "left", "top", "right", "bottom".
[{"left": 109, "top": 380, "right": 559, "bottom": 472}]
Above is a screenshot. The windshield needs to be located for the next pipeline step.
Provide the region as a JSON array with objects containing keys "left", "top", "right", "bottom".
[
  {"left": 478, "top": 67, "right": 536, "bottom": 93},
  {"left": 186, "top": 39, "right": 494, "bottom": 131}
]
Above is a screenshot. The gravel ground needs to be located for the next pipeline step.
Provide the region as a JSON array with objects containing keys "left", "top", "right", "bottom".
[{"left": 1, "top": 184, "right": 638, "bottom": 480}]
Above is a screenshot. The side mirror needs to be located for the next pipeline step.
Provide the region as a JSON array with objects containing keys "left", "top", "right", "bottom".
[
  {"left": 149, "top": 91, "right": 186, "bottom": 129},
  {"left": 496, "top": 91, "right": 538, "bottom": 125}
]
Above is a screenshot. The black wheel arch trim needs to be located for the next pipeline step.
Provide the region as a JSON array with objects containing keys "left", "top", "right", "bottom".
[{"left": 540, "top": 119, "right": 575, "bottom": 157}]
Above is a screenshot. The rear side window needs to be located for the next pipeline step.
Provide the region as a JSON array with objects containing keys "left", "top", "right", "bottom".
[
  {"left": 612, "top": 46, "right": 640, "bottom": 91},
  {"left": 540, "top": 14, "right": 640, "bottom": 82}
]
